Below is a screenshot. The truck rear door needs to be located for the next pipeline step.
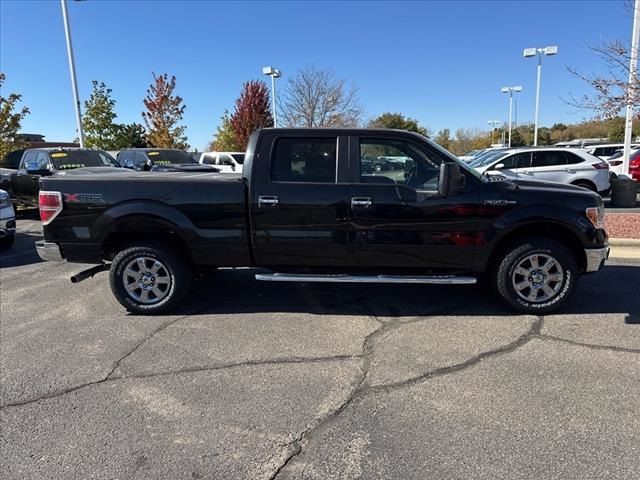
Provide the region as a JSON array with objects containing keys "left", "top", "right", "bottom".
[
  {"left": 250, "top": 132, "right": 350, "bottom": 267},
  {"left": 347, "top": 135, "right": 481, "bottom": 270}
]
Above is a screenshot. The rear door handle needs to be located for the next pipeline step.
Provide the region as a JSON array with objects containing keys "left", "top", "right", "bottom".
[
  {"left": 522, "top": 171, "right": 533, "bottom": 175},
  {"left": 351, "top": 197, "right": 373, "bottom": 208},
  {"left": 565, "top": 169, "right": 576, "bottom": 173},
  {"left": 258, "top": 195, "right": 279, "bottom": 207}
]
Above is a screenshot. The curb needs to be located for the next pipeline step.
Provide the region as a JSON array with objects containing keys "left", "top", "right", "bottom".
[{"left": 609, "top": 238, "right": 640, "bottom": 247}]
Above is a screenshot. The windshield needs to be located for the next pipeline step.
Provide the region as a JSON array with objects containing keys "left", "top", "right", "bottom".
[
  {"left": 470, "top": 150, "right": 510, "bottom": 168},
  {"left": 231, "top": 153, "right": 245, "bottom": 164},
  {"left": 146, "top": 150, "right": 196, "bottom": 165},
  {"left": 51, "top": 150, "right": 119, "bottom": 169}
]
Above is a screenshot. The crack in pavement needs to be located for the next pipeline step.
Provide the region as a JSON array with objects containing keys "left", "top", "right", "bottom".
[
  {"left": 269, "top": 311, "right": 548, "bottom": 478},
  {"left": 538, "top": 334, "right": 640, "bottom": 354},
  {"left": 0, "top": 308, "right": 197, "bottom": 409}
]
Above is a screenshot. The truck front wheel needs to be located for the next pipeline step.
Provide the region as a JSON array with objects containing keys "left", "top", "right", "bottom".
[
  {"left": 109, "top": 242, "right": 191, "bottom": 315},
  {"left": 494, "top": 238, "right": 578, "bottom": 314}
]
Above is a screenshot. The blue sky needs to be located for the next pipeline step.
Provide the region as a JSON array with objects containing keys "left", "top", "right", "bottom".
[{"left": 0, "top": 0, "right": 633, "bottom": 150}]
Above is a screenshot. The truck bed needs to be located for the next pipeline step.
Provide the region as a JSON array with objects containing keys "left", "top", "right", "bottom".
[{"left": 40, "top": 171, "right": 251, "bottom": 266}]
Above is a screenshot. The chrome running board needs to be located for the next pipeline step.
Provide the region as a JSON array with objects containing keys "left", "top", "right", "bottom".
[{"left": 255, "top": 273, "right": 477, "bottom": 285}]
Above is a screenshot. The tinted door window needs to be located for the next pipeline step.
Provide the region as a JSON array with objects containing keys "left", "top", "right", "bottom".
[
  {"left": 566, "top": 152, "right": 585, "bottom": 165},
  {"left": 271, "top": 138, "right": 337, "bottom": 183},
  {"left": 359, "top": 139, "right": 443, "bottom": 191},
  {"left": 118, "top": 151, "right": 134, "bottom": 166},
  {"left": 218, "top": 154, "right": 235, "bottom": 166},
  {"left": 531, "top": 151, "right": 567, "bottom": 168},
  {"left": 134, "top": 152, "right": 149, "bottom": 166},
  {"left": 498, "top": 152, "right": 532, "bottom": 169}
]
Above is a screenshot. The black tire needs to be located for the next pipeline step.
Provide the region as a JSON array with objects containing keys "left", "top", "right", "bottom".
[
  {"left": 572, "top": 180, "right": 597, "bottom": 192},
  {"left": 0, "top": 235, "right": 15, "bottom": 250},
  {"left": 109, "top": 241, "right": 191, "bottom": 315},
  {"left": 493, "top": 238, "right": 578, "bottom": 314}
]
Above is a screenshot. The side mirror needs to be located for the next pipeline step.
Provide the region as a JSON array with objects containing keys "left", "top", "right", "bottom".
[
  {"left": 493, "top": 163, "right": 505, "bottom": 170},
  {"left": 438, "top": 162, "right": 465, "bottom": 198}
]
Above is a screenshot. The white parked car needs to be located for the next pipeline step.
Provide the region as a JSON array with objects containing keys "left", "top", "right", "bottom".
[
  {"left": 474, "top": 147, "right": 610, "bottom": 194},
  {"left": 605, "top": 148, "right": 640, "bottom": 178},
  {"left": 584, "top": 143, "right": 639, "bottom": 161},
  {"left": 199, "top": 152, "right": 245, "bottom": 173},
  {"left": 0, "top": 189, "right": 16, "bottom": 250}
]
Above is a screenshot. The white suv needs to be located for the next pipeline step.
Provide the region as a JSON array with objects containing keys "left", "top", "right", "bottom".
[
  {"left": 474, "top": 148, "right": 610, "bottom": 194},
  {"left": 199, "top": 152, "right": 244, "bottom": 173}
]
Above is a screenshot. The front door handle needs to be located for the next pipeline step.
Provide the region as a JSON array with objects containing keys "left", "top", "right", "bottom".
[
  {"left": 351, "top": 197, "right": 373, "bottom": 208},
  {"left": 258, "top": 195, "right": 279, "bottom": 207}
]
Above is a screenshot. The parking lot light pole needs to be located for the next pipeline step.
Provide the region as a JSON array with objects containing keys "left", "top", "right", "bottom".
[
  {"left": 622, "top": 0, "right": 640, "bottom": 177},
  {"left": 487, "top": 120, "right": 501, "bottom": 145},
  {"left": 523, "top": 46, "right": 558, "bottom": 146},
  {"left": 501, "top": 86, "right": 523, "bottom": 147},
  {"left": 262, "top": 66, "right": 282, "bottom": 128},
  {"left": 60, "top": 0, "right": 85, "bottom": 148}
]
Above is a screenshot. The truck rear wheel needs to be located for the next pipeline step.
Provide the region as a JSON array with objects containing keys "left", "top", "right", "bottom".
[
  {"left": 109, "top": 242, "right": 191, "bottom": 315},
  {"left": 494, "top": 238, "right": 578, "bottom": 314}
]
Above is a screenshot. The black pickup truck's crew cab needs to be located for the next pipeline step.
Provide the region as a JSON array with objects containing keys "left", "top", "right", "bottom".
[
  {"left": 4, "top": 148, "right": 121, "bottom": 206},
  {"left": 36, "top": 128, "right": 609, "bottom": 315},
  {"left": 116, "top": 148, "right": 218, "bottom": 173}
]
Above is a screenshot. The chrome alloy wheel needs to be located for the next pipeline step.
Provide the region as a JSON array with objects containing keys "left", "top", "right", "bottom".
[
  {"left": 122, "top": 256, "right": 171, "bottom": 304},
  {"left": 511, "top": 253, "right": 564, "bottom": 303}
]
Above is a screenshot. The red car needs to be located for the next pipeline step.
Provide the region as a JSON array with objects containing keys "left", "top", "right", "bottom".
[{"left": 629, "top": 149, "right": 640, "bottom": 181}]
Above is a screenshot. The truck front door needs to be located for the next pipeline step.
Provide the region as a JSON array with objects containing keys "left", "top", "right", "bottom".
[
  {"left": 347, "top": 136, "right": 481, "bottom": 270},
  {"left": 250, "top": 133, "right": 350, "bottom": 268}
]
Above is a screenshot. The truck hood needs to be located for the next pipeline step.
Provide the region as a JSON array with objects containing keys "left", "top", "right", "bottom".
[
  {"left": 150, "top": 164, "right": 220, "bottom": 173},
  {"left": 489, "top": 176, "right": 601, "bottom": 200},
  {"left": 55, "top": 166, "right": 127, "bottom": 175}
]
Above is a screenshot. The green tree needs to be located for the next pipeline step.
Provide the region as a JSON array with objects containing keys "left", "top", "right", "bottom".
[
  {"left": 142, "top": 73, "right": 189, "bottom": 149},
  {"left": 368, "top": 112, "right": 430, "bottom": 136},
  {"left": 209, "top": 110, "right": 241, "bottom": 151},
  {"left": 83, "top": 80, "right": 118, "bottom": 149},
  {"left": 434, "top": 128, "right": 451, "bottom": 149},
  {"left": 607, "top": 116, "right": 625, "bottom": 142},
  {"left": 113, "top": 123, "right": 148, "bottom": 149},
  {"left": 0, "top": 72, "right": 30, "bottom": 161}
]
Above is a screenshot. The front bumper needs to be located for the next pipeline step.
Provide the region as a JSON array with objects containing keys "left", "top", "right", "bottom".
[
  {"left": 35, "top": 240, "right": 64, "bottom": 262},
  {"left": 0, "top": 217, "right": 16, "bottom": 238},
  {"left": 584, "top": 246, "right": 609, "bottom": 273}
]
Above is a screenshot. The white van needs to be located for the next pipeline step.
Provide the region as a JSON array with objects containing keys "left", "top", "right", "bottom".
[{"left": 199, "top": 152, "right": 245, "bottom": 173}]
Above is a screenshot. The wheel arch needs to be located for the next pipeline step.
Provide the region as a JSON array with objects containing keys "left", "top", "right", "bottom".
[{"left": 487, "top": 222, "right": 587, "bottom": 273}]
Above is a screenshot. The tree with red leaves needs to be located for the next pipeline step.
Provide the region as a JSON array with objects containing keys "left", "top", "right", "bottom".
[
  {"left": 229, "top": 80, "right": 273, "bottom": 150},
  {"left": 142, "top": 72, "right": 189, "bottom": 149}
]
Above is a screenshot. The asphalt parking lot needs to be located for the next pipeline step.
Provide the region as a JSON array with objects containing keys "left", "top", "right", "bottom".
[{"left": 1, "top": 215, "right": 639, "bottom": 480}]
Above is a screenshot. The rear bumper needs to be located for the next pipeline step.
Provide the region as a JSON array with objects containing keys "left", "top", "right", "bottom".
[
  {"left": 584, "top": 246, "right": 609, "bottom": 273},
  {"left": 35, "top": 240, "right": 64, "bottom": 262}
]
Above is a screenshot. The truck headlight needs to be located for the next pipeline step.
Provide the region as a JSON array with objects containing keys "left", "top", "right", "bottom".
[
  {"left": 0, "top": 190, "right": 11, "bottom": 207},
  {"left": 585, "top": 206, "right": 604, "bottom": 229}
]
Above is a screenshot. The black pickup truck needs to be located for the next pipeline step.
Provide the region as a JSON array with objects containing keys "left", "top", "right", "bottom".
[{"left": 36, "top": 128, "right": 609, "bottom": 315}]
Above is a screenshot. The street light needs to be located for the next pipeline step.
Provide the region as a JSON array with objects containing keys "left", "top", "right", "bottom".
[
  {"left": 60, "top": 0, "right": 85, "bottom": 148},
  {"left": 487, "top": 120, "right": 501, "bottom": 145},
  {"left": 501, "top": 86, "right": 523, "bottom": 147},
  {"left": 262, "top": 66, "right": 281, "bottom": 128},
  {"left": 523, "top": 45, "right": 558, "bottom": 146}
]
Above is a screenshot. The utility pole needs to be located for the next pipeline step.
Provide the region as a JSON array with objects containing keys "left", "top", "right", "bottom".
[{"left": 622, "top": 0, "right": 640, "bottom": 176}]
